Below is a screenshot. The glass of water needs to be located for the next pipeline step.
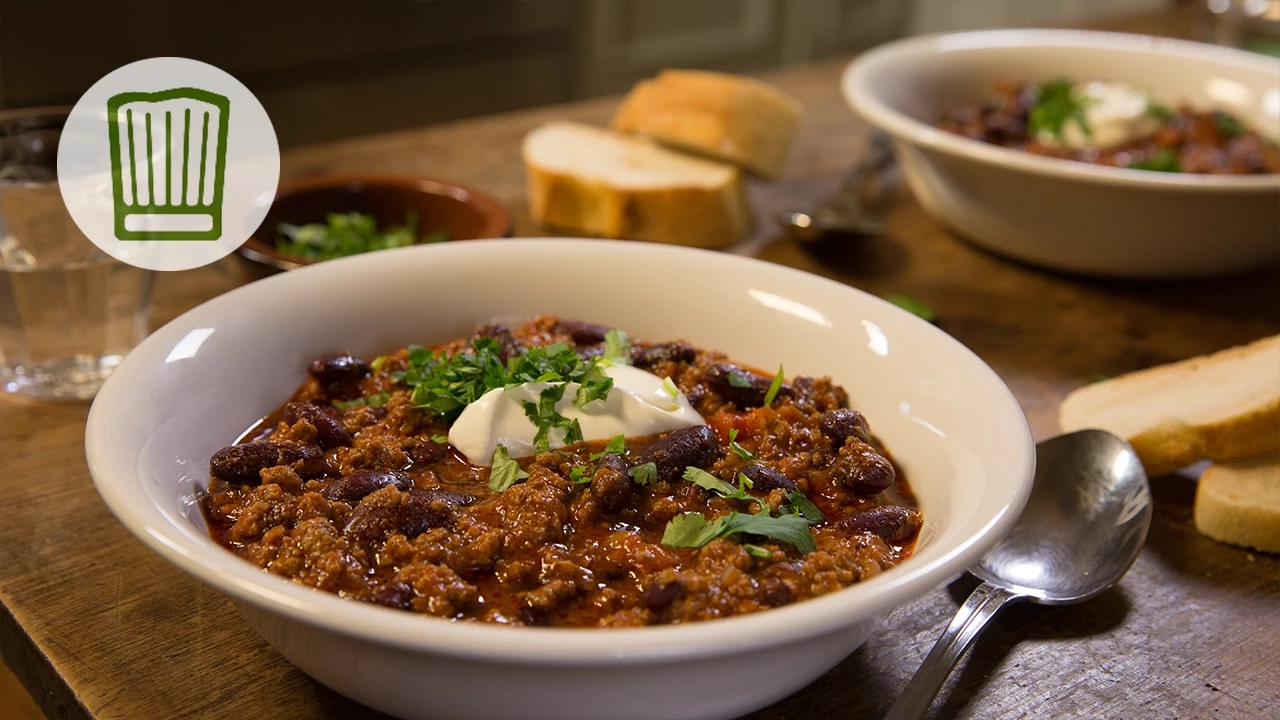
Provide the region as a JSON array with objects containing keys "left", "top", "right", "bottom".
[{"left": 0, "top": 107, "right": 155, "bottom": 401}]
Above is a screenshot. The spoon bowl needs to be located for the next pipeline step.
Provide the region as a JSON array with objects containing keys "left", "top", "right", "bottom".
[{"left": 886, "top": 429, "right": 1151, "bottom": 719}]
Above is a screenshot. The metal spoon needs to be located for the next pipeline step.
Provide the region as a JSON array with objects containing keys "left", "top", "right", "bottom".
[
  {"left": 777, "top": 131, "right": 895, "bottom": 242},
  {"left": 885, "top": 429, "right": 1152, "bottom": 720}
]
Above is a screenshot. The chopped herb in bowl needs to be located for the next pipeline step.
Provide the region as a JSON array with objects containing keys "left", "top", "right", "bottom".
[{"left": 276, "top": 211, "right": 449, "bottom": 261}]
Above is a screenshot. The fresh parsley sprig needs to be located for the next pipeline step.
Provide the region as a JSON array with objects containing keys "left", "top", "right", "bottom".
[
  {"left": 489, "top": 445, "right": 529, "bottom": 491},
  {"left": 683, "top": 467, "right": 767, "bottom": 511},
  {"left": 727, "top": 428, "right": 756, "bottom": 461},
  {"left": 661, "top": 511, "right": 816, "bottom": 554},
  {"left": 1028, "top": 78, "right": 1091, "bottom": 143}
]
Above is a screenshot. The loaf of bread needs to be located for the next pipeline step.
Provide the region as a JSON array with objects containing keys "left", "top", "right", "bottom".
[
  {"left": 523, "top": 121, "right": 750, "bottom": 248},
  {"left": 611, "top": 69, "right": 802, "bottom": 179},
  {"left": 1058, "top": 335, "right": 1280, "bottom": 477},
  {"left": 1194, "top": 452, "right": 1280, "bottom": 553}
]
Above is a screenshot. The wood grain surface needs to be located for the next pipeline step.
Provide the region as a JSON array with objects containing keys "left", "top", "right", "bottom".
[{"left": 2, "top": 7, "right": 1278, "bottom": 720}]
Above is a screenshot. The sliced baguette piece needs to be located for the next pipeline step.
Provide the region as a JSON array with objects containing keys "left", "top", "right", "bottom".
[
  {"left": 523, "top": 121, "right": 750, "bottom": 248},
  {"left": 1194, "top": 452, "right": 1280, "bottom": 553},
  {"left": 611, "top": 69, "right": 801, "bottom": 179},
  {"left": 1058, "top": 335, "right": 1280, "bottom": 477}
]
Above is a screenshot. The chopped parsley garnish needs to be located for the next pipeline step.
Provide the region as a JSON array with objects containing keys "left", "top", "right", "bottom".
[
  {"left": 1212, "top": 111, "right": 1245, "bottom": 138},
  {"left": 430, "top": 434, "right": 449, "bottom": 444},
  {"left": 628, "top": 462, "right": 658, "bottom": 486},
  {"left": 727, "top": 371, "right": 753, "bottom": 389},
  {"left": 569, "top": 466, "right": 591, "bottom": 484},
  {"left": 488, "top": 445, "right": 528, "bottom": 491},
  {"left": 277, "top": 210, "right": 445, "bottom": 261},
  {"left": 1028, "top": 78, "right": 1091, "bottom": 142},
  {"left": 885, "top": 293, "right": 938, "bottom": 323},
  {"left": 521, "top": 384, "right": 583, "bottom": 453},
  {"left": 683, "top": 467, "right": 767, "bottom": 511},
  {"left": 574, "top": 372, "right": 613, "bottom": 408},
  {"left": 1145, "top": 99, "right": 1173, "bottom": 122},
  {"left": 602, "top": 329, "right": 632, "bottom": 366},
  {"left": 661, "top": 510, "right": 816, "bottom": 554},
  {"left": 591, "top": 434, "right": 626, "bottom": 460},
  {"left": 727, "top": 428, "right": 756, "bottom": 461},
  {"left": 662, "top": 376, "right": 680, "bottom": 399},
  {"left": 743, "top": 544, "right": 773, "bottom": 559},
  {"left": 1127, "top": 148, "right": 1180, "bottom": 173},
  {"left": 333, "top": 391, "right": 391, "bottom": 410},
  {"left": 370, "top": 355, "right": 387, "bottom": 373},
  {"left": 785, "top": 490, "right": 825, "bottom": 524},
  {"left": 763, "top": 365, "right": 784, "bottom": 407}
]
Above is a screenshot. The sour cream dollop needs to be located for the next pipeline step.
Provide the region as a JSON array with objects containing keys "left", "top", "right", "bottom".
[
  {"left": 1038, "top": 81, "right": 1163, "bottom": 151},
  {"left": 448, "top": 364, "right": 705, "bottom": 466}
]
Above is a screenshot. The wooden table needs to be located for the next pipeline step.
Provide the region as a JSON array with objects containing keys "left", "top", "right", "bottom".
[{"left": 3, "top": 8, "right": 1278, "bottom": 720}]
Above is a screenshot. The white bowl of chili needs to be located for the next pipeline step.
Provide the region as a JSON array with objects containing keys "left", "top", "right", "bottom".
[
  {"left": 843, "top": 30, "right": 1280, "bottom": 278},
  {"left": 85, "top": 239, "right": 1034, "bottom": 720}
]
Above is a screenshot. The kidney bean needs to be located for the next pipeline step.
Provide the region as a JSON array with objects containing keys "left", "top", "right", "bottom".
[
  {"left": 819, "top": 408, "right": 872, "bottom": 449},
  {"left": 555, "top": 319, "right": 610, "bottom": 345},
  {"left": 641, "top": 580, "right": 684, "bottom": 611},
  {"left": 406, "top": 438, "right": 448, "bottom": 466},
  {"left": 343, "top": 489, "right": 470, "bottom": 545},
  {"left": 323, "top": 469, "right": 413, "bottom": 502},
  {"left": 210, "top": 442, "right": 323, "bottom": 484},
  {"left": 703, "top": 363, "right": 788, "bottom": 409},
  {"left": 831, "top": 439, "right": 896, "bottom": 495},
  {"left": 629, "top": 425, "right": 720, "bottom": 484},
  {"left": 591, "top": 454, "right": 631, "bottom": 514},
  {"left": 760, "top": 578, "right": 792, "bottom": 607},
  {"left": 836, "top": 506, "right": 922, "bottom": 545},
  {"left": 632, "top": 341, "right": 695, "bottom": 368},
  {"left": 307, "top": 353, "right": 370, "bottom": 385},
  {"left": 470, "top": 323, "right": 523, "bottom": 363},
  {"left": 739, "top": 463, "right": 796, "bottom": 492},
  {"left": 369, "top": 582, "right": 414, "bottom": 610},
  {"left": 284, "top": 402, "right": 353, "bottom": 449}
]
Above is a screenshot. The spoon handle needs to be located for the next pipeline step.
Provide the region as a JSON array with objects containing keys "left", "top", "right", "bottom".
[{"left": 884, "top": 582, "right": 1024, "bottom": 720}]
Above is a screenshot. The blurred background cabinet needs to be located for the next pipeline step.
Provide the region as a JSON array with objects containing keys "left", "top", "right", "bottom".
[{"left": 0, "top": 0, "right": 1174, "bottom": 147}]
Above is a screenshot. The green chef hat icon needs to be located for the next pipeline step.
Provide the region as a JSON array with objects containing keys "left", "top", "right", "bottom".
[{"left": 107, "top": 88, "right": 229, "bottom": 241}]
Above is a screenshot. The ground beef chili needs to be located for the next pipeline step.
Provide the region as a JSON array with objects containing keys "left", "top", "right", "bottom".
[
  {"left": 940, "top": 79, "right": 1280, "bottom": 175},
  {"left": 202, "top": 316, "right": 923, "bottom": 627}
]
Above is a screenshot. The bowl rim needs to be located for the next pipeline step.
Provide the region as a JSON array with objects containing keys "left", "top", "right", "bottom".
[
  {"left": 842, "top": 28, "right": 1280, "bottom": 192},
  {"left": 239, "top": 172, "right": 513, "bottom": 269},
  {"left": 85, "top": 238, "right": 1035, "bottom": 664}
]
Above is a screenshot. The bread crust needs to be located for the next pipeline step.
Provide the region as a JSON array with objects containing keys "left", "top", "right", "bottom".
[
  {"left": 1194, "top": 452, "right": 1280, "bottom": 553},
  {"left": 1059, "top": 335, "right": 1280, "bottom": 476},
  {"left": 524, "top": 160, "right": 750, "bottom": 248},
  {"left": 611, "top": 69, "right": 801, "bottom": 179}
]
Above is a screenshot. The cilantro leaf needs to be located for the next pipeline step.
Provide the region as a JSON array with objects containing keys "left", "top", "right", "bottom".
[
  {"left": 628, "top": 462, "right": 658, "bottom": 486},
  {"left": 569, "top": 466, "right": 591, "bottom": 484},
  {"left": 728, "top": 428, "right": 756, "bottom": 461},
  {"left": 370, "top": 355, "right": 387, "bottom": 373},
  {"left": 603, "top": 329, "right": 632, "bottom": 366},
  {"left": 590, "top": 434, "right": 626, "bottom": 461},
  {"left": 488, "top": 445, "right": 529, "bottom": 491},
  {"left": 727, "top": 372, "right": 752, "bottom": 389},
  {"left": 1028, "top": 78, "right": 1091, "bottom": 142},
  {"left": 1212, "top": 111, "right": 1244, "bottom": 138},
  {"left": 276, "top": 211, "right": 432, "bottom": 261},
  {"left": 763, "top": 365, "right": 784, "bottom": 407},
  {"left": 683, "top": 467, "right": 766, "bottom": 511},
  {"left": 522, "top": 383, "right": 572, "bottom": 453},
  {"left": 333, "top": 391, "right": 391, "bottom": 410},
  {"left": 660, "top": 511, "right": 815, "bottom": 553},
  {"left": 785, "top": 490, "right": 825, "bottom": 524},
  {"left": 1145, "top": 99, "right": 1173, "bottom": 122},
  {"left": 430, "top": 434, "right": 449, "bottom": 444},
  {"left": 574, "top": 372, "right": 613, "bottom": 408},
  {"left": 885, "top": 293, "right": 938, "bottom": 323},
  {"left": 1127, "top": 148, "right": 1180, "bottom": 173}
]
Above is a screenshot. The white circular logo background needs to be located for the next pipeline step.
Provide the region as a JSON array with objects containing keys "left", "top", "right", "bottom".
[{"left": 58, "top": 57, "right": 279, "bottom": 271}]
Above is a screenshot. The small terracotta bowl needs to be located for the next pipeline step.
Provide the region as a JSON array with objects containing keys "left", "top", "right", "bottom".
[{"left": 238, "top": 173, "right": 511, "bottom": 277}]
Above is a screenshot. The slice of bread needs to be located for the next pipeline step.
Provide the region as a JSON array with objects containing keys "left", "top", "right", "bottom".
[
  {"left": 1194, "top": 452, "right": 1280, "bottom": 552},
  {"left": 1058, "top": 335, "right": 1280, "bottom": 477},
  {"left": 611, "top": 69, "right": 802, "bottom": 179},
  {"left": 523, "top": 121, "right": 750, "bottom": 248}
]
